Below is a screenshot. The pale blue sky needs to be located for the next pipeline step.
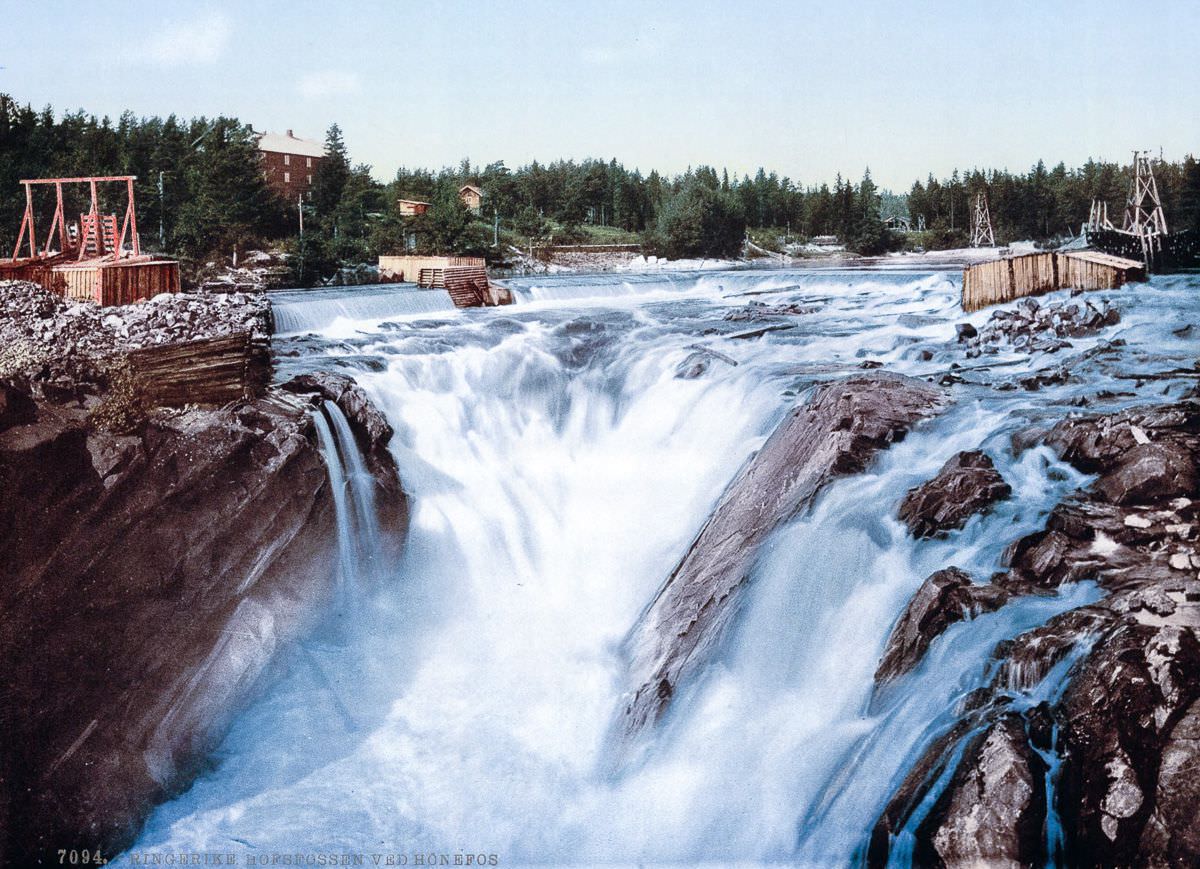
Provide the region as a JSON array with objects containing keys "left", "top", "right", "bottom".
[{"left": 3, "top": 1, "right": 1198, "bottom": 190}]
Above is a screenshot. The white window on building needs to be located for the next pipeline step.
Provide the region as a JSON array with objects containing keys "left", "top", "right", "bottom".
[
  {"left": 284, "top": 172, "right": 290, "bottom": 183},
  {"left": 284, "top": 154, "right": 290, "bottom": 165},
  {"left": 306, "top": 157, "right": 312, "bottom": 168},
  {"left": 307, "top": 175, "right": 312, "bottom": 184}
]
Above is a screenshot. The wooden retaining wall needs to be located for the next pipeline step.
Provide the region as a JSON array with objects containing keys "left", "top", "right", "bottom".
[
  {"left": 962, "top": 251, "right": 1145, "bottom": 312},
  {"left": 378, "top": 255, "right": 485, "bottom": 283},
  {"left": 125, "top": 332, "right": 270, "bottom": 407},
  {"left": 56, "top": 260, "right": 181, "bottom": 305}
]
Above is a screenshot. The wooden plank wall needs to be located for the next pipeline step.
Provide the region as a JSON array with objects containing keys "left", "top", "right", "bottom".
[
  {"left": 962, "top": 252, "right": 1143, "bottom": 312},
  {"left": 378, "top": 255, "right": 485, "bottom": 283},
  {"left": 125, "top": 332, "right": 271, "bottom": 407},
  {"left": 98, "top": 261, "right": 181, "bottom": 305},
  {"left": 53, "top": 261, "right": 180, "bottom": 305}
]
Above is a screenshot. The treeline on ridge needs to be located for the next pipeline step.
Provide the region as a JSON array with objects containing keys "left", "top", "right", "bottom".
[{"left": 2, "top": 95, "right": 1199, "bottom": 286}]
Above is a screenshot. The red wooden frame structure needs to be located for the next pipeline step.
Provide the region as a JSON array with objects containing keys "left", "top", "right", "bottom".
[{"left": 10, "top": 175, "right": 141, "bottom": 263}]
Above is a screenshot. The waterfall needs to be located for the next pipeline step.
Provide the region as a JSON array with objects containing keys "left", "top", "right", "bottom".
[
  {"left": 312, "top": 401, "right": 381, "bottom": 623},
  {"left": 126, "top": 267, "right": 1196, "bottom": 866},
  {"left": 271, "top": 284, "right": 457, "bottom": 335}
]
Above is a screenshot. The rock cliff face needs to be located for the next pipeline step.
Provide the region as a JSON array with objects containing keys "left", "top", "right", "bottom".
[
  {"left": 870, "top": 399, "right": 1200, "bottom": 867},
  {"left": 614, "top": 373, "right": 945, "bottom": 750},
  {"left": 0, "top": 288, "right": 407, "bottom": 863}
]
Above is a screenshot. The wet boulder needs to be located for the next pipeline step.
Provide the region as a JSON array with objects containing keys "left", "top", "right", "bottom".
[
  {"left": 281, "top": 371, "right": 394, "bottom": 460},
  {"left": 928, "top": 714, "right": 1048, "bottom": 869},
  {"left": 1093, "top": 442, "right": 1198, "bottom": 506},
  {"left": 1058, "top": 624, "right": 1200, "bottom": 864},
  {"left": 897, "top": 450, "right": 1012, "bottom": 538},
  {"left": 1044, "top": 405, "right": 1198, "bottom": 474},
  {"left": 875, "top": 567, "right": 1009, "bottom": 684}
]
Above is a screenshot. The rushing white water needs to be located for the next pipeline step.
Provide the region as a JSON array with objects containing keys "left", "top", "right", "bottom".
[
  {"left": 313, "top": 401, "right": 382, "bottom": 625},
  {"left": 272, "top": 283, "right": 457, "bottom": 335},
  {"left": 130, "top": 267, "right": 1200, "bottom": 865}
]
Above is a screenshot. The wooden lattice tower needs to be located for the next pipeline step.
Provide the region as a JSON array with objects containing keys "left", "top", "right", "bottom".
[
  {"left": 970, "top": 191, "right": 995, "bottom": 247},
  {"left": 1122, "top": 151, "right": 1169, "bottom": 237}
]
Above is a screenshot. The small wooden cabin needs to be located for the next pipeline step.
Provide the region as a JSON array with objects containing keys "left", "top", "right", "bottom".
[
  {"left": 398, "top": 199, "right": 431, "bottom": 216},
  {"left": 458, "top": 185, "right": 484, "bottom": 213}
]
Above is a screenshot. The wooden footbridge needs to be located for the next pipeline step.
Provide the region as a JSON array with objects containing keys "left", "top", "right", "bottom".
[{"left": 962, "top": 250, "right": 1145, "bottom": 312}]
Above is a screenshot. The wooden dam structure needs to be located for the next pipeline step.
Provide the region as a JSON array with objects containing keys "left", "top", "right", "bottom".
[
  {"left": 377, "top": 254, "right": 511, "bottom": 308},
  {"left": 962, "top": 250, "right": 1145, "bottom": 312},
  {"left": 1, "top": 175, "right": 180, "bottom": 305}
]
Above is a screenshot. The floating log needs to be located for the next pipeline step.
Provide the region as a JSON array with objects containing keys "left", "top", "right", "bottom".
[
  {"left": 962, "top": 251, "right": 1145, "bottom": 313},
  {"left": 125, "top": 332, "right": 270, "bottom": 407}
]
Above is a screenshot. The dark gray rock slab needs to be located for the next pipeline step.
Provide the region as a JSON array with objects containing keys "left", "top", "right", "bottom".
[{"left": 614, "top": 372, "right": 946, "bottom": 748}]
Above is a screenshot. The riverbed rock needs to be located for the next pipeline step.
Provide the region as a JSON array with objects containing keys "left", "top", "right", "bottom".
[
  {"left": 959, "top": 297, "right": 1121, "bottom": 357},
  {"left": 280, "top": 370, "right": 395, "bottom": 463},
  {"left": 613, "top": 372, "right": 945, "bottom": 752},
  {"left": 928, "top": 714, "right": 1048, "bottom": 868},
  {"left": 875, "top": 567, "right": 1009, "bottom": 684},
  {"left": 0, "top": 382, "right": 407, "bottom": 862},
  {"left": 897, "top": 450, "right": 1012, "bottom": 537},
  {"left": 872, "top": 397, "right": 1200, "bottom": 866},
  {"left": 1093, "top": 441, "right": 1198, "bottom": 506}
]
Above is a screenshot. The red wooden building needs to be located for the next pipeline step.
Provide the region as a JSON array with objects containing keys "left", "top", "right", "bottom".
[
  {"left": 459, "top": 184, "right": 484, "bottom": 213},
  {"left": 256, "top": 130, "right": 326, "bottom": 201}
]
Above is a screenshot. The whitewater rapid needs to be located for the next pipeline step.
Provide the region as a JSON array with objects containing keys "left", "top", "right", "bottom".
[{"left": 130, "top": 268, "right": 1200, "bottom": 865}]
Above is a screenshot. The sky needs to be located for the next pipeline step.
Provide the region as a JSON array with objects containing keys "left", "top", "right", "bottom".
[{"left": 2, "top": 0, "right": 1199, "bottom": 191}]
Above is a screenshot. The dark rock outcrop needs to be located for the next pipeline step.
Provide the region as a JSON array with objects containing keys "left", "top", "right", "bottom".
[
  {"left": 928, "top": 714, "right": 1048, "bottom": 868},
  {"left": 1139, "top": 699, "right": 1200, "bottom": 864},
  {"left": 897, "top": 450, "right": 1012, "bottom": 538},
  {"left": 875, "top": 567, "right": 1009, "bottom": 684},
  {"left": 1093, "top": 441, "right": 1197, "bottom": 506},
  {"left": 281, "top": 371, "right": 395, "bottom": 463},
  {"left": 872, "top": 398, "right": 1200, "bottom": 866},
  {"left": 0, "top": 376, "right": 406, "bottom": 862},
  {"left": 614, "top": 373, "right": 945, "bottom": 749}
]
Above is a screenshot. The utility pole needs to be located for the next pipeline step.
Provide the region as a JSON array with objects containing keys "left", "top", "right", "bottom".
[
  {"left": 298, "top": 194, "right": 304, "bottom": 238},
  {"left": 493, "top": 209, "right": 499, "bottom": 246},
  {"left": 158, "top": 171, "right": 165, "bottom": 250},
  {"left": 970, "top": 192, "right": 995, "bottom": 247}
]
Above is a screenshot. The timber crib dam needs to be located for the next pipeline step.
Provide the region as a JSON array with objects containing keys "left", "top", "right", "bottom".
[{"left": 961, "top": 250, "right": 1145, "bottom": 313}]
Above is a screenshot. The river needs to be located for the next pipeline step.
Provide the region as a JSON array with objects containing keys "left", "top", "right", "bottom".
[{"left": 128, "top": 267, "right": 1199, "bottom": 865}]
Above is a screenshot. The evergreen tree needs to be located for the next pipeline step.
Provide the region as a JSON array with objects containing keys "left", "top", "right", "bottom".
[{"left": 311, "top": 123, "right": 350, "bottom": 219}]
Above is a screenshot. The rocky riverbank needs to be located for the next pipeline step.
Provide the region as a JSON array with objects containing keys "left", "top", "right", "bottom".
[
  {"left": 869, "top": 399, "right": 1200, "bottom": 866},
  {"left": 0, "top": 282, "right": 407, "bottom": 863}
]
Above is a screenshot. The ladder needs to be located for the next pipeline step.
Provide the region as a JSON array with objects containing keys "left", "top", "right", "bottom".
[{"left": 78, "top": 212, "right": 120, "bottom": 257}]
